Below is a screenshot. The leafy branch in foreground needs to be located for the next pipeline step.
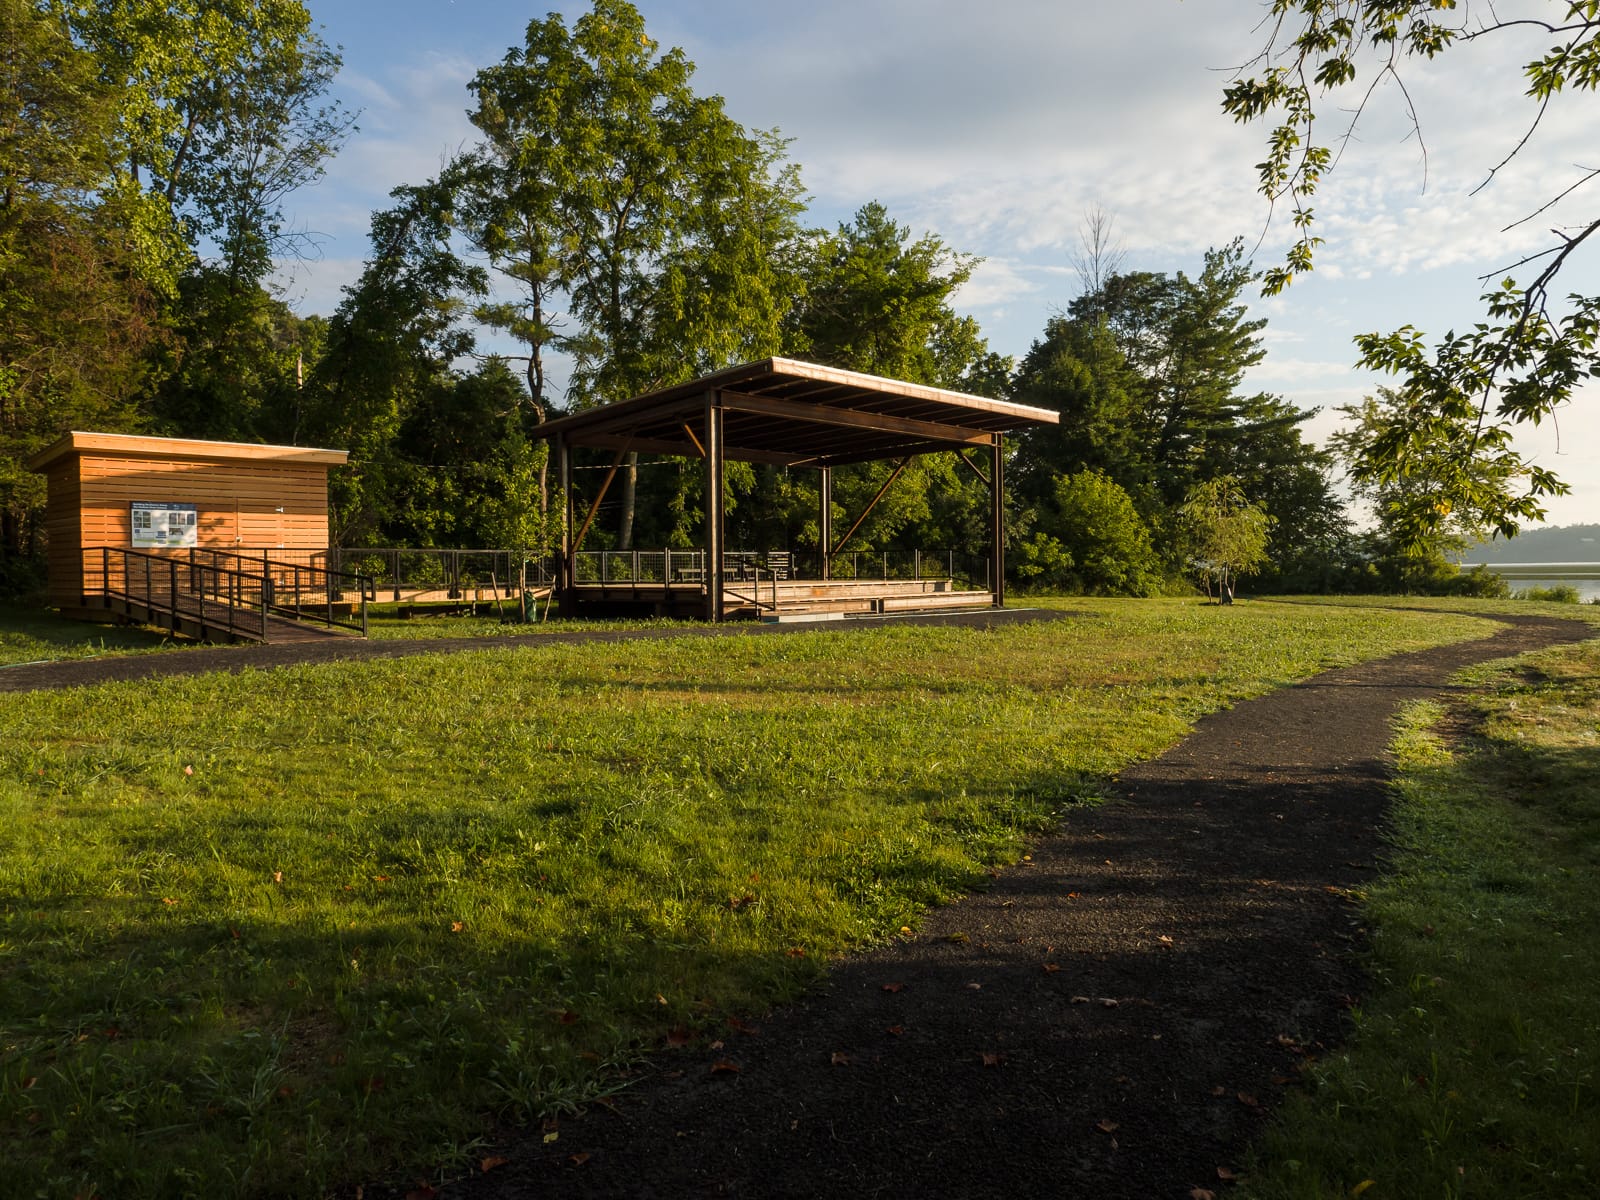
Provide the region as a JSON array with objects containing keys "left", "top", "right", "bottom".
[{"left": 1223, "top": 1, "right": 1600, "bottom": 542}]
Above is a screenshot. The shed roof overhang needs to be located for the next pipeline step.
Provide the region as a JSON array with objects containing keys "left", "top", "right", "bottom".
[
  {"left": 27, "top": 431, "right": 349, "bottom": 472},
  {"left": 531, "top": 358, "right": 1059, "bottom": 467}
]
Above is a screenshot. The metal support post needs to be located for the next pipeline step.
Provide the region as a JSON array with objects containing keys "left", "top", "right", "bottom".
[
  {"left": 819, "top": 465, "right": 832, "bottom": 581},
  {"left": 705, "top": 392, "right": 725, "bottom": 622},
  {"left": 990, "top": 434, "right": 1006, "bottom": 608}
]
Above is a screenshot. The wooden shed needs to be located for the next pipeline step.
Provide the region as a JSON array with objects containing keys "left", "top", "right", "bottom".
[{"left": 26, "top": 432, "right": 347, "bottom": 613}]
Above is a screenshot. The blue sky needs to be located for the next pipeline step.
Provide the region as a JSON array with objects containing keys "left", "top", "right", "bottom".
[{"left": 276, "top": 0, "right": 1600, "bottom": 529}]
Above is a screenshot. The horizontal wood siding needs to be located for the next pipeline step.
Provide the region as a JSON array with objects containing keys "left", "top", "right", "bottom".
[
  {"left": 44, "top": 462, "right": 84, "bottom": 605},
  {"left": 40, "top": 448, "right": 336, "bottom": 605},
  {"left": 76, "top": 455, "right": 331, "bottom": 552}
]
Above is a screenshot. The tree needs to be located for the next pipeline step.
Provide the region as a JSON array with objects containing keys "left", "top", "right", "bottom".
[
  {"left": 790, "top": 201, "right": 990, "bottom": 387},
  {"left": 1331, "top": 387, "right": 1511, "bottom": 595},
  {"left": 1011, "top": 315, "right": 1152, "bottom": 507},
  {"left": 65, "top": 0, "right": 353, "bottom": 287},
  {"left": 776, "top": 202, "right": 1011, "bottom": 557},
  {"left": 1223, "top": 1, "right": 1600, "bottom": 542},
  {"left": 1177, "top": 477, "right": 1274, "bottom": 603},
  {"left": 1023, "top": 469, "right": 1161, "bottom": 595},
  {"left": 302, "top": 181, "right": 487, "bottom": 543},
  {"left": 0, "top": 0, "right": 161, "bottom": 578},
  {"left": 462, "top": 0, "right": 807, "bottom": 547}
]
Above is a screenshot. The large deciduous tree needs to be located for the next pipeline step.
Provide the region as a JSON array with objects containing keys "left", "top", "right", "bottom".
[
  {"left": 1223, "top": 0, "right": 1600, "bottom": 544},
  {"left": 0, "top": 0, "right": 161, "bottom": 576},
  {"left": 460, "top": 0, "right": 807, "bottom": 545},
  {"left": 773, "top": 201, "right": 1012, "bottom": 559}
]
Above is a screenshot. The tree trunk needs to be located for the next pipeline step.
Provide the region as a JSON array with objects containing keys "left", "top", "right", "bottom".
[{"left": 618, "top": 452, "right": 638, "bottom": 549}]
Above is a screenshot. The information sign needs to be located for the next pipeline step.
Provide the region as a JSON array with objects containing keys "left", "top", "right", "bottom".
[{"left": 130, "top": 501, "right": 198, "bottom": 548}]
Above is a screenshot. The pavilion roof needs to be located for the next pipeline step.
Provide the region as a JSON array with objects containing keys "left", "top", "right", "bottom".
[{"left": 531, "top": 357, "right": 1059, "bottom": 467}]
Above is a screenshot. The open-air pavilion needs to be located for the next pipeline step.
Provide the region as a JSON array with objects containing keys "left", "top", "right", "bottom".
[{"left": 535, "top": 358, "right": 1060, "bottom": 621}]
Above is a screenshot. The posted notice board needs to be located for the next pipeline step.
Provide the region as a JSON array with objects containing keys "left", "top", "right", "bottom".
[{"left": 130, "top": 501, "right": 198, "bottom": 549}]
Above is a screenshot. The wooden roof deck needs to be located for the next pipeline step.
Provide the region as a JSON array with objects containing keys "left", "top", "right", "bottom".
[{"left": 534, "top": 357, "right": 1058, "bottom": 465}]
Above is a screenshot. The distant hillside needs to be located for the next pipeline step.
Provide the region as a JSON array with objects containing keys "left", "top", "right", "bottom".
[{"left": 1460, "top": 524, "right": 1600, "bottom": 563}]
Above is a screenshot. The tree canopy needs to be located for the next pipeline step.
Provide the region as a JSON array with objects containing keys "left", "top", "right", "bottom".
[{"left": 1224, "top": 0, "right": 1600, "bottom": 544}]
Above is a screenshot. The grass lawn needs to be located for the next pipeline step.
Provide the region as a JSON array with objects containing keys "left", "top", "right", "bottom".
[
  {"left": 1242, "top": 635, "right": 1600, "bottom": 1199},
  {"left": 0, "top": 603, "right": 183, "bottom": 667},
  {"left": 0, "top": 596, "right": 1562, "bottom": 1197}
]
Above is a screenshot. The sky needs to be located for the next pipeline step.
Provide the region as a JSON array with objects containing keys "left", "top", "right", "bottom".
[{"left": 274, "top": 0, "right": 1600, "bottom": 530}]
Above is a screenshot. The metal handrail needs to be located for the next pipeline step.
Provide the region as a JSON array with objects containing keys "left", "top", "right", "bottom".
[
  {"left": 192, "top": 548, "right": 370, "bottom": 636},
  {"left": 85, "top": 547, "right": 370, "bottom": 639}
]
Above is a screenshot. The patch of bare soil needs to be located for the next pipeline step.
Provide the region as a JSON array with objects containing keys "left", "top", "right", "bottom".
[{"left": 369, "top": 614, "right": 1589, "bottom": 1200}]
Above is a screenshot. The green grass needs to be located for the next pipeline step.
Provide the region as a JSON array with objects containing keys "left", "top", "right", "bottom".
[
  {"left": 362, "top": 605, "right": 696, "bottom": 640},
  {"left": 0, "top": 598, "right": 1512, "bottom": 1197},
  {"left": 1242, "top": 637, "right": 1600, "bottom": 1199},
  {"left": 0, "top": 603, "right": 183, "bottom": 667}
]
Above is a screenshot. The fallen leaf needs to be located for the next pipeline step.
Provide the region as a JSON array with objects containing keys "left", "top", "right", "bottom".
[
  {"left": 161, "top": 897, "right": 178, "bottom": 906},
  {"left": 1158, "top": 935, "right": 1174, "bottom": 944},
  {"left": 899, "top": 925, "right": 912, "bottom": 934},
  {"left": 881, "top": 982, "right": 905, "bottom": 993},
  {"left": 727, "top": 893, "right": 756, "bottom": 911},
  {"left": 965, "top": 982, "right": 983, "bottom": 990},
  {"left": 1350, "top": 1183, "right": 1376, "bottom": 1197},
  {"left": 1071, "top": 996, "right": 1092, "bottom": 1005},
  {"left": 980, "top": 1052, "right": 1004, "bottom": 1067},
  {"left": 785, "top": 947, "right": 806, "bottom": 958},
  {"left": 542, "top": 1131, "right": 559, "bottom": 1144},
  {"left": 272, "top": 870, "right": 283, "bottom": 883},
  {"left": 372, "top": 874, "right": 390, "bottom": 882},
  {"left": 656, "top": 993, "right": 669, "bottom": 1005},
  {"left": 1067, "top": 891, "right": 1080, "bottom": 899},
  {"left": 944, "top": 932, "right": 970, "bottom": 944},
  {"left": 1237, "top": 1092, "right": 1259, "bottom": 1108},
  {"left": 709, "top": 1059, "right": 741, "bottom": 1075},
  {"left": 1100, "top": 998, "right": 1119, "bottom": 1008},
  {"left": 569, "top": 1152, "right": 591, "bottom": 1167},
  {"left": 886, "top": 1025, "right": 904, "bottom": 1036},
  {"left": 1096, "top": 1119, "right": 1119, "bottom": 1134},
  {"left": 1217, "top": 1166, "right": 1239, "bottom": 1181},
  {"left": 451, "top": 921, "right": 464, "bottom": 933},
  {"left": 1042, "top": 963, "right": 1060, "bottom": 973},
  {"left": 557, "top": 1010, "right": 579, "bottom": 1025},
  {"left": 666, "top": 1027, "right": 693, "bottom": 1047},
  {"left": 1211, "top": 1086, "right": 1227, "bottom": 1096},
  {"left": 21, "top": 1076, "right": 36, "bottom": 1089},
  {"left": 183, "top": 765, "right": 194, "bottom": 777},
  {"left": 830, "top": 1051, "right": 853, "bottom": 1067},
  {"left": 709, "top": 1040, "right": 725, "bottom": 1050},
  {"left": 726, "top": 1016, "right": 760, "bottom": 1035},
  {"left": 480, "top": 1156, "right": 509, "bottom": 1172}
]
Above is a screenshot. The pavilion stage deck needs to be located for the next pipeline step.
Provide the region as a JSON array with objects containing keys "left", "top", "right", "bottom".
[{"left": 567, "top": 575, "right": 995, "bottom": 621}]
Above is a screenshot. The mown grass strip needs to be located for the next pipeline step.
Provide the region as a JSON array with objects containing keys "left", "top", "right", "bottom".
[
  {"left": 0, "top": 603, "right": 179, "bottom": 667},
  {"left": 1243, "top": 637, "right": 1600, "bottom": 1199},
  {"left": 0, "top": 599, "right": 1505, "bottom": 1197}
]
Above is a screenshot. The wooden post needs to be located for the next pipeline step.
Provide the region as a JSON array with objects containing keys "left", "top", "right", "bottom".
[
  {"left": 990, "top": 433, "right": 1006, "bottom": 608},
  {"left": 705, "top": 392, "right": 725, "bottom": 622},
  {"left": 818, "top": 465, "right": 832, "bottom": 581}
]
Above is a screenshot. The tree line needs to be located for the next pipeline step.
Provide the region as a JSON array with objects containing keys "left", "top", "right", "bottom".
[{"left": 1, "top": 0, "right": 1506, "bottom": 600}]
